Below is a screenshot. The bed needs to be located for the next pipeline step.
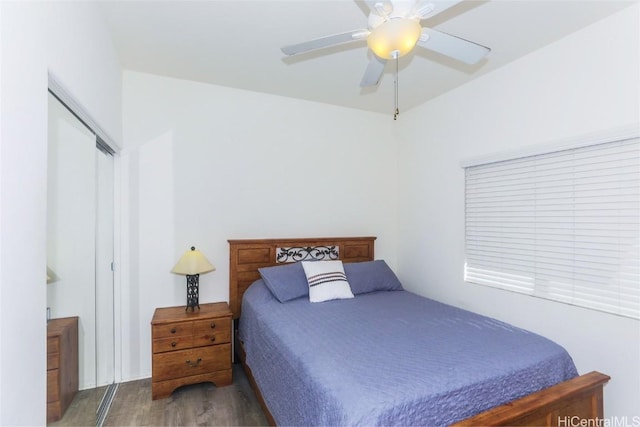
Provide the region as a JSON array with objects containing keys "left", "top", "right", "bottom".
[{"left": 229, "top": 237, "right": 609, "bottom": 426}]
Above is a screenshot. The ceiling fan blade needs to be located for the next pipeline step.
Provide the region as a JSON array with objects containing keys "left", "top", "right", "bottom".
[
  {"left": 417, "top": 28, "right": 490, "bottom": 64},
  {"left": 414, "top": 0, "right": 464, "bottom": 20},
  {"left": 360, "top": 56, "right": 387, "bottom": 87},
  {"left": 281, "top": 29, "right": 369, "bottom": 56}
]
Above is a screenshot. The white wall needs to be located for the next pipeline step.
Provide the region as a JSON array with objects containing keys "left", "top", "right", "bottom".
[
  {"left": 120, "top": 71, "right": 397, "bottom": 381},
  {"left": 0, "top": 2, "right": 121, "bottom": 424},
  {"left": 397, "top": 4, "right": 639, "bottom": 417}
]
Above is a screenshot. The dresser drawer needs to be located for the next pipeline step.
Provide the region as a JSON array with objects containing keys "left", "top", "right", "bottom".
[
  {"left": 153, "top": 321, "right": 192, "bottom": 339},
  {"left": 153, "top": 335, "right": 193, "bottom": 353},
  {"left": 152, "top": 343, "right": 231, "bottom": 382},
  {"left": 193, "top": 318, "right": 231, "bottom": 347}
]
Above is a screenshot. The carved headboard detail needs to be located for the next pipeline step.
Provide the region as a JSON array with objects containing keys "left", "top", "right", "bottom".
[{"left": 228, "top": 237, "right": 376, "bottom": 319}]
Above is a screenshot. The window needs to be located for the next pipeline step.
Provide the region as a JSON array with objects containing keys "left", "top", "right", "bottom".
[{"left": 464, "top": 134, "right": 639, "bottom": 319}]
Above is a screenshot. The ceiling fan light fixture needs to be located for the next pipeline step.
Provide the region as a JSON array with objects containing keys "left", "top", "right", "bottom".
[{"left": 367, "top": 18, "right": 422, "bottom": 60}]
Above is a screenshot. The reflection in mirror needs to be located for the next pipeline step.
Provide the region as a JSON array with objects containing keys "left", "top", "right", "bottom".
[
  {"left": 95, "top": 143, "right": 116, "bottom": 426},
  {"left": 47, "top": 92, "right": 116, "bottom": 426}
]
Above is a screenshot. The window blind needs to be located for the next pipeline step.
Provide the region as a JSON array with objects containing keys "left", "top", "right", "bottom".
[{"left": 464, "top": 136, "right": 640, "bottom": 319}]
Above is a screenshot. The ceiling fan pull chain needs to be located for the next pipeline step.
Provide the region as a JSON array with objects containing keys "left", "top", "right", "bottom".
[{"left": 394, "top": 54, "right": 399, "bottom": 120}]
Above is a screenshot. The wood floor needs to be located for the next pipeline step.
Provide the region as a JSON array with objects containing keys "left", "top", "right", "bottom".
[
  {"left": 49, "top": 386, "right": 106, "bottom": 427},
  {"left": 49, "top": 364, "right": 269, "bottom": 426}
]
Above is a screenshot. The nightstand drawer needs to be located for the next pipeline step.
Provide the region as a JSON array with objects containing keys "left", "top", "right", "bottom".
[
  {"left": 153, "top": 335, "right": 193, "bottom": 353},
  {"left": 47, "top": 336, "right": 59, "bottom": 355},
  {"left": 47, "top": 352, "right": 60, "bottom": 370},
  {"left": 152, "top": 343, "right": 231, "bottom": 382},
  {"left": 153, "top": 322, "right": 192, "bottom": 339},
  {"left": 193, "top": 318, "right": 231, "bottom": 347},
  {"left": 47, "top": 369, "right": 59, "bottom": 403}
]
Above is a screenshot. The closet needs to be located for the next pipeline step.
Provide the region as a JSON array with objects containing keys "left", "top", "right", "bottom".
[{"left": 47, "top": 89, "right": 117, "bottom": 426}]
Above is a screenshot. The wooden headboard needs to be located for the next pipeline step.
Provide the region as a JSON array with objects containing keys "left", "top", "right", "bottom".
[{"left": 228, "top": 237, "right": 376, "bottom": 319}]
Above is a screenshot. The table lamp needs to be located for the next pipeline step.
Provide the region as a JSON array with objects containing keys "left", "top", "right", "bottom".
[{"left": 171, "top": 246, "right": 215, "bottom": 311}]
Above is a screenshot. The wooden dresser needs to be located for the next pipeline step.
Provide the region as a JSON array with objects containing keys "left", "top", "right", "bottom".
[
  {"left": 47, "top": 317, "right": 79, "bottom": 423},
  {"left": 151, "top": 302, "right": 233, "bottom": 400}
]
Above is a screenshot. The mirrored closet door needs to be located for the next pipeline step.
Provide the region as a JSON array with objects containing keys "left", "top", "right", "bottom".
[{"left": 47, "top": 91, "right": 116, "bottom": 426}]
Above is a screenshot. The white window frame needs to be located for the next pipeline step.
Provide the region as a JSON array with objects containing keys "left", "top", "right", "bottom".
[{"left": 462, "top": 126, "right": 640, "bottom": 319}]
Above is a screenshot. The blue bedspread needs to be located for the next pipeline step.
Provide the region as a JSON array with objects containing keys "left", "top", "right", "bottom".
[{"left": 239, "top": 280, "right": 578, "bottom": 426}]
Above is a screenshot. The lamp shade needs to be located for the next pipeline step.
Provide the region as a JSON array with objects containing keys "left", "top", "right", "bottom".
[
  {"left": 171, "top": 246, "right": 215, "bottom": 275},
  {"left": 46, "top": 266, "right": 58, "bottom": 284},
  {"left": 367, "top": 18, "right": 422, "bottom": 60}
]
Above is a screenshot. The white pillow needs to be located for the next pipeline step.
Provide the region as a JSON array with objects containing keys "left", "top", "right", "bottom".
[{"left": 302, "top": 260, "right": 354, "bottom": 303}]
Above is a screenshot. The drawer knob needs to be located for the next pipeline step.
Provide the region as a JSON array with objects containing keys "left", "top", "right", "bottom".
[
  {"left": 171, "top": 342, "right": 177, "bottom": 348},
  {"left": 170, "top": 328, "right": 177, "bottom": 334},
  {"left": 210, "top": 322, "right": 216, "bottom": 329},
  {"left": 210, "top": 336, "right": 216, "bottom": 343}
]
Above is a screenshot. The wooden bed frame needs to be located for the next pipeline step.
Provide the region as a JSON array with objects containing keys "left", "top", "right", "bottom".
[{"left": 228, "top": 237, "right": 610, "bottom": 426}]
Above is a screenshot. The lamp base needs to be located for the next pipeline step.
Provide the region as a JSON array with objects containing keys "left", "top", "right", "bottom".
[{"left": 186, "top": 274, "right": 200, "bottom": 312}]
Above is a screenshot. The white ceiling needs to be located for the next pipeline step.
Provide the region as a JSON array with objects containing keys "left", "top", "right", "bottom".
[{"left": 98, "top": 0, "right": 634, "bottom": 116}]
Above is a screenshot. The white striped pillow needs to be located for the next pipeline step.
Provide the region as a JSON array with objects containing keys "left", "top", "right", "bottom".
[{"left": 302, "top": 260, "right": 354, "bottom": 303}]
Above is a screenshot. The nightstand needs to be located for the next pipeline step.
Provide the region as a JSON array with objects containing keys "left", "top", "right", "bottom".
[
  {"left": 151, "top": 302, "right": 233, "bottom": 400},
  {"left": 47, "top": 317, "right": 79, "bottom": 423}
]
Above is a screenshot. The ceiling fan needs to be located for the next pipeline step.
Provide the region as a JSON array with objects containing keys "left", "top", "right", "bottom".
[{"left": 281, "top": 0, "right": 490, "bottom": 117}]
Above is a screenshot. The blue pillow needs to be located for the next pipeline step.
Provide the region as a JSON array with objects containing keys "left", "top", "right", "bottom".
[
  {"left": 344, "top": 260, "right": 403, "bottom": 295},
  {"left": 258, "top": 262, "right": 309, "bottom": 303}
]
